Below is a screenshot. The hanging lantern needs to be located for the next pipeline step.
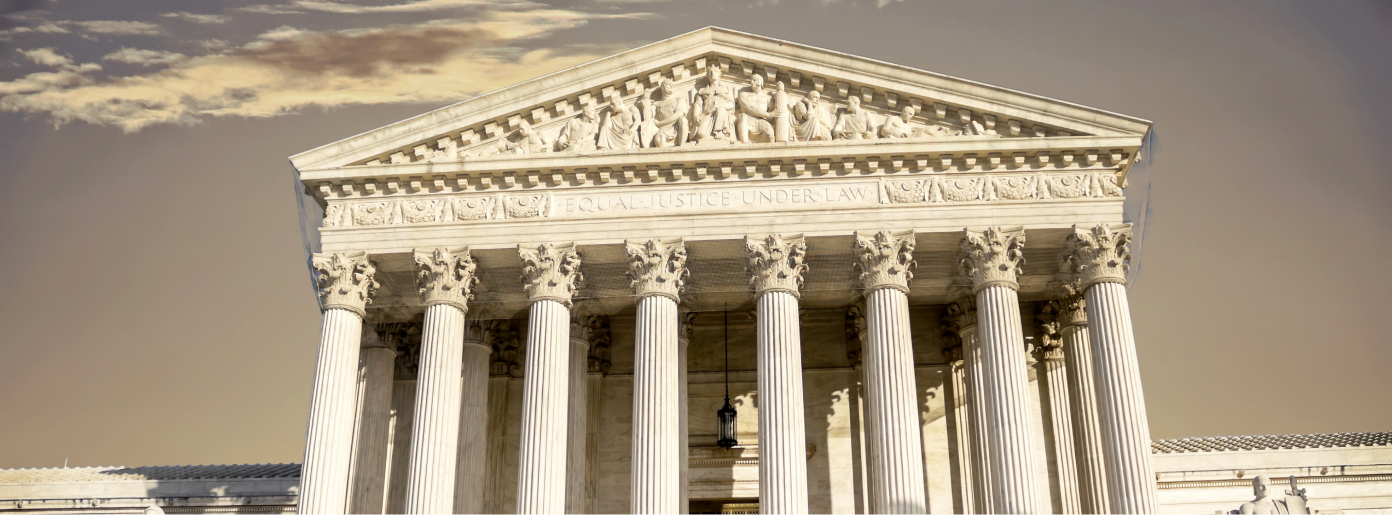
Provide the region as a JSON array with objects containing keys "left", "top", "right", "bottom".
[{"left": 717, "top": 306, "right": 738, "bottom": 449}]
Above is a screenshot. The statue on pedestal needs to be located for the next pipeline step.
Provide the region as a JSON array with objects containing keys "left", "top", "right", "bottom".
[{"left": 1233, "top": 475, "right": 1310, "bottom": 514}]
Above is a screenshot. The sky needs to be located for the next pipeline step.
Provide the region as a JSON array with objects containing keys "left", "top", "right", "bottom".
[{"left": 0, "top": 0, "right": 1389, "bottom": 469}]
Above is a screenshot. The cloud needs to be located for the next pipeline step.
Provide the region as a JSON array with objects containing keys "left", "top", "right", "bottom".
[
  {"left": 234, "top": 5, "right": 305, "bottom": 14},
  {"left": 160, "top": 12, "right": 231, "bottom": 24},
  {"left": 16, "top": 47, "right": 102, "bottom": 72},
  {"left": 199, "top": 39, "right": 230, "bottom": 49},
  {"left": 292, "top": 0, "right": 511, "bottom": 14},
  {"left": 103, "top": 48, "right": 187, "bottom": 66},
  {"left": 0, "top": 10, "right": 623, "bottom": 132},
  {"left": 71, "top": 20, "right": 163, "bottom": 35}
]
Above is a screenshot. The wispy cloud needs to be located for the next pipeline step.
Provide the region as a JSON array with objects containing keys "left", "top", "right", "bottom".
[
  {"left": 0, "top": 10, "right": 626, "bottom": 132},
  {"left": 160, "top": 12, "right": 231, "bottom": 24},
  {"left": 71, "top": 20, "right": 164, "bottom": 35},
  {"left": 103, "top": 48, "right": 187, "bottom": 66},
  {"left": 292, "top": 0, "right": 516, "bottom": 14},
  {"left": 17, "top": 47, "right": 102, "bottom": 72}
]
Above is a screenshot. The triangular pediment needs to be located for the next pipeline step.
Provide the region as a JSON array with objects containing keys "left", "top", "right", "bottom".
[{"left": 289, "top": 27, "right": 1149, "bottom": 173}]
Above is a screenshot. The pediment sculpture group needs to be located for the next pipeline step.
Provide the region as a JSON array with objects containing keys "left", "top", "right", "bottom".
[{"left": 479, "top": 66, "right": 999, "bottom": 156}]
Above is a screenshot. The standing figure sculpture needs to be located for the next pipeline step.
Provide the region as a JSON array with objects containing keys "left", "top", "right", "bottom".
[
  {"left": 792, "top": 89, "right": 833, "bottom": 141},
  {"left": 689, "top": 66, "right": 735, "bottom": 145},
  {"left": 555, "top": 103, "right": 600, "bottom": 152},
  {"left": 736, "top": 74, "right": 777, "bottom": 144},
  {"left": 649, "top": 79, "right": 690, "bottom": 147},
  {"left": 598, "top": 96, "right": 639, "bottom": 151},
  {"left": 633, "top": 84, "right": 659, "bottom": 148},
  {"left": 1234, "top": 476, "right": 1311, "bottom": 514},
  {"left": 834, "top": 95, "right": 876, "bottom": 140}
]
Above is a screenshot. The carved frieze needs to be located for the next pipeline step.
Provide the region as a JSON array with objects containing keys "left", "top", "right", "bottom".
[
  {"left": 503, "top": 194, "right": 549, "bottom": 219},
  {"left": 880, "top": 172, "right": 1123, "bottom": 206},
  {"left": 312, "top": 251, "right": 379, "bottom": 316},
  {"left": 1063, "top": 223, "right": 1133, "bottom": 288},
  {"left": 519, "top": 242, "right": 583, "bottom": 306},
  {"left": 625, "top": 238, "right": 688, "bottom": 301},
  {"left": 852, "top": 230, "right": 916, "bottom": 293},
  {"left": 412, "top": 247, "right": 479, "bottom": 313},
  {"left": 746, "top": 234, "right": 808, "bottom": 297},
  {"left": 960, "top": 227, "right": 1026, "bottom": 292}
]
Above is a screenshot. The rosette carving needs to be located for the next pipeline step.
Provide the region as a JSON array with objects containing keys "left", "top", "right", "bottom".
[
  {"left": 625, "top": 238, "right": 689, "bottom": 301},
  {"left": 312, "top": 251, "right": 379, "bottom": 316},
  {"left": 960, "top": 227, "right": 1026, "bottom": 292},
  {"left": 746, "top": 234, "right": 809, "bottom": 296},
  {"left": 1063, "top": 223, "right": 1132, "bottom": 288},
  {"left": 413, "top": 246, "right": 479, "bottom": 312},
  {"left": 853, "top": 230, "right": 916, "bottom": 293},
  {"left": 519, "top": 242, "right": 583, "bottom": 306}
]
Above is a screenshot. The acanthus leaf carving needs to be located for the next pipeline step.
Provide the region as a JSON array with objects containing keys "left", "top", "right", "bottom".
[
  {"left": 852, "top": 230, "right": 915, "bottom": 293},
  {"left": 352, "top": 202, "right": 392, "bottom": 226},
  {"left": 585, "top": 315, "right": 612, "bottom": 374},
  {"left": 1062, "top": 223, "right": 1132, "bottom": 288},
  {"left": 746, "top": 233, "right": 808, "bottom": 296},
  {"left": 412, "top": 246, "right": 479, "bottom": 312},
  {"left": 1033, "top": 301, "right": 1064, "bottom": 362},
  {"left": 312, "top": 251, "right": 379, "bottom": 316},
  {"left": 960, "top": 226, "right": 1026, "bottom": 292},
  {"left": 503, "top": 194, "right": 550, "bottom": 219},
  {"left": 884, "top": 180, "right": 927, "bottom": 204},
  {"left": 519, "top": 242, "right": 583, "bottom": 306},
  {"left": 401, "top": 199, "right": 442, "bottom": 224},
  {"left": 452, "top": 196, "right": 494, "bottom": 221},
  {"left": 939, "top": 177, "right": 985, "bottom": 202},
  {"left": 625, "top": 238, "right": 689, "bottom": 301}
]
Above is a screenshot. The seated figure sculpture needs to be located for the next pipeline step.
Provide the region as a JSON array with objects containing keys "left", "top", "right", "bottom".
[
  {"left": 480, "top": 119, "right": 549, "bottom": 155},
  {"left": 689, "top": 65, "right": 735, "bottom": 144},
  {"left": 879, "top": 105, "right": 932, "bottom": 138},
  {"left": 736, "top": 74, "right": 777, "bottom": 144},
  {"left": 648, "top": 78, "right": 690, "bottom": 147},
  {"left": 833, "top": 95, "right": 876, "bottom": 140},
  {"left": 597, "top": 96, "right": 639, "bottom": 151},
  {"left": 554, "top": 103, "right": 599, "bottom": 152},
  {"left": 1235, "top": 475, "right": 1311, "bottom": 514},
  {"left": 792, "top": 89, "right": 833, "bottom": 141}
]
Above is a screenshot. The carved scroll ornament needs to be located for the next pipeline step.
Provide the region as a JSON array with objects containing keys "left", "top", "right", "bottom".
[
  {"left": 413, "top": 246, "right": 479, "bottom": 313},
  {"left": 853, "top": 230, "right": 916, "bottom": 293},
  {"left": 312, "top": 251, "right": 379, "bottom": 316},
  {"left": 625, "top": 238, "right": 689, "bottom": 301},
  {"left": 960, "top": 227, "right": 1026, "bottom": 292},
  {"left": 1063, "top": 223, "right": 1132, "bottom": 288},
  {"left": 519, "top": 242, "right": 583, "bottom": 306},
  {"left": 746, "top": 234, "right": 809, "bottom": 297}
]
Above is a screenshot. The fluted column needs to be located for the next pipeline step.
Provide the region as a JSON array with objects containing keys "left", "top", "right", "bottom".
[
  {"left": 349, "top": 324, "right": 397, "bottom": 514},
  {"left": 1064, "top": 223, "right": 1157, "bottom": 513},
  {"left": 517, "top": 243, "right": 583, "bottom": 514},
  {"left": 1033, "top": 304, "right": 1081, "bottom": 514},
  {"left": 300, "top": 252, "right": 378, "bottom": 515},
  {"left": 625, "top": 238, "right": 688, "bottom": 514},
  {"left": 960, "top": 227, "right": 1044, "bottom": 513},
  {"left": 584, "top": 317, "right": 611, "bottom": 515},
  {"left": 566, "top": 316, "right": 592, "bottom": 514},
  {"left": 938, "top": 305, "right": 975, "bottom": 515},
  {"left": 386, "top": 376, "right": 417, "bottom": 515},
  {"left": 405, "top": 247, "right": 479, "bottom": 514},
  {"left": 484, "top": 320, "right": 519, "bottom": 515},
  {"left": 747, "top": 234, "right": 810, "bottom": 514},
  {"left": 679, "top": 312, "right": 696, "bottom": 514},
  {"left": 454, "top": 321, "right": 492, "bottom": 514},
  {"left": 845, "top": 306, "right": 878, "bottom": 515},
  {"left": 852, "top": 230, "right": 927, "bottom": 514},
  {"left": 949, "top": 299, "right": 992, "bottom": 514},
  {"left": 1058, "top": 292, "right": 1110, "bottom": 514}
]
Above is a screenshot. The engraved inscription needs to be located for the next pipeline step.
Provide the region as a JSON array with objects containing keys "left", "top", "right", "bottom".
[{"left": 561, "top": 185, "right": 877, "bottom": 214}]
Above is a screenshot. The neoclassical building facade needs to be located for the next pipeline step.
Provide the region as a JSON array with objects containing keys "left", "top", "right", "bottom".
[{"left": 6, "top": 26, "right": 1392, "bottom": 515}]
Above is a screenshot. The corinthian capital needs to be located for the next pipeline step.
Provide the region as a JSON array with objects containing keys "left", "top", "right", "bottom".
[
  {"left": 519, "top": 242, "right": 583, "bottom": 306},
  {"left": 1057, "top": 292, "right": 1087, "bottom": 327},
  {"left": 1063, "top": 223, "right": 1133, "bottom": 288},
  {"left": 413, "top": 247, "right": 479, "bottom": 313},
  {"left": 625, "top": 238, "right": 689, "bottom": 301},
  {"left": 1033, "top": 302, "right": 1064, "bottom": 361},
  {"left": 312, "top": 251, "right": 379, "bottom": 317},
  {"left": 679, "top": 311, "right": 698, "bottom": 343},
  {"left": 746, "top": 234, "right": 808, "bottom": 297},
  {"left": 853, "top": 230, "right": 916, "bottom": 293},
  {"left": 960, "top": 227, "right": 1026, "bottom": 292}
]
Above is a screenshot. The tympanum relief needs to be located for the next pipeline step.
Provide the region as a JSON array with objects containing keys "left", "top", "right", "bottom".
[{"left": 357, "top": 56, "right": 1054, "bottom": 167}]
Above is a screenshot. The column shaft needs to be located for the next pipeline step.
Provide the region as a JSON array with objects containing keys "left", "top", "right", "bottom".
[
  {"left": 299, "top": 308, "right": 363, "bottom": 515},
  {"left": 483, "top": 375, "right": 512, "bottom": 514},
  {"left": 679, "top": 329, "right": 691, "bottom": 514},
  {"left": 584, "top": 373, "right": 604, "bottom": 514},
  {"left": 1062, "top": 322, "right": 1109, "bottom": 514},
  {"left": 961, "top": 328, "right": 992, "bottom": 513},
  {"left": 349, "top": 344, "right": 396, "bottom": 514},
  {"left": 384, "top": 380, "right": 415, "bottom": 514},
  {"left": 944, "top": 362, "right": 975, "bottom": 515},
  {"left": 862, "top": 287, "right": 927, "bottom": 514},
  {"left": 517, "top": 299, "right": 572, "bottom": 514},
  {"left": 1085, "top": 282, "right": 1158, "bottom": 513},
  {"left": 453, "top": 341, "right": 491, "bottom": 514},
  {"left": 1038, "top": 357, "right": 1081, "bottom": 514},
  {"left": 757, "top": 291, "right": 810, "bottom": 514},
  {"left": 566, "top": 337, "right": 590, "bottom": 514},
  {"left": 976, "top": 286, "right": 1044, "bottom": 513},
  {"left": 405, "top": 304, "right": 467, "bottom": 514},
  {"left": 630, "top": 296, "right": 681, "bottom": 513}
]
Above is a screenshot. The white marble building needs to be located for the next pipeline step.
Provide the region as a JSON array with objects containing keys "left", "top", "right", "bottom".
[{"left": 2, "top": 28, "right": 1388, "bottom": 515}]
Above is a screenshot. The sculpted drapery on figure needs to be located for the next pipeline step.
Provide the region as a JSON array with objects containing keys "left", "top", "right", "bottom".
[
  {"left": 690, "top": 65, "right": 736, "bottom": 145},
  {"left": 648, "top": 79, "right": 690, "bottom": 147},
  {"left": 792, "top": 89, "right": 833, "bottom": 141},
  {"left": 598, "top": 95, "right": 640, "bottom": 151},
  {"left": 736, "top": 73, "right": 778, "bottom": 144},
  {"left": 834, "top": 95, "right": 877, "bottom": 140},
  {"left": 555, "top": 103, "right": 600, "bottom": 153}
]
